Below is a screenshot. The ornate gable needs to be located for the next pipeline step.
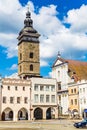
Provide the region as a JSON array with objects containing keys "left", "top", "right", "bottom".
[{"left": 52, "top": 57, "right": 67, "bottom": 68}]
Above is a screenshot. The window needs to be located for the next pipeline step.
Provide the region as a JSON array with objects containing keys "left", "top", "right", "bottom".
[
  {"left": 58, "top": 95, "right": 61, "bottom": 105},
  {"left": 46, "top": 95, "right": 50, "bottom": 103},
  {"left": 15, "top": 86, "right": 18, "bottom": 90},
  {"left": 58, "top": 83, "right": 61, "bottom": 90},
  {"left": 84, "top": 99, "right": 86, "bottom": 104},
  {"left": 51, "top": 95, "right": 55, "bottom": 103},
  {"left": 58, "top": 71, "right": 60, "bottom": 77},
  {"left": 71, "top": 89, "right": 73, "bottom": 93},
  {"left": 23, "top": 87, "right": 25, "bottom": 91},
  {"left": 34, "top": 94, "right": 38, "bottom": 103},
  {"left": 46, "top": 86, "right": 49, "bottom": 91},
  {"left": 65, "top": 94, "right": 67, "bottom": 97},
  {"left": 8, "top": 86, "right": 10, "bottom": 90},
  {"left": 3, "top": 96, "right": 6, "bottom": 103},
  {"left": 75, "top": 99, "right": 77, "bottom": 105},
  {"left": 17, "top": 97, "right": 20, "bottom": 103},
  {"left": 20, "top": 53, "right": 22, "bottom": 60},
  {"left": 80, "top": 88, "right": 82, "bottom": 93},
  {"left": 80, "top": 99, "right": 82, "bottom": 104},
  {"left": 71, "top": 99, "right": 73, "bottom": 105},
  {"left": 10, "top": 97, "right": 14, "bottom": 104},
  {"left": 34, "top": 85, "right": 38, "bottom": 91},
  {"left": 40, "top": 95, "right": 44, "bottom": 103},
  {"left": 40, "top": 85, "right": 44, "bottom": 91},
  {"left": 30, "top": 64, "right": 33, "bottom": 71},
  {"left": 24, "top": 97, "right": 28, "bottom": 104},
  {"left": 83, "top": 88, "right": 85, "bottom": 93},
  {"left": 30, "top": 52, "right": 33, "bottom": 58},
  {"left": 74, "top": 88, "right": 76, "bottom": 93},
  {"left": 51, "top": 85, "right": 55, "bottom": 91},
  {"left": 59, "top": 95, "right": 61, "bottom": 101},
  {"left": 20, "top": 65, "right": 22, "bottom": 72}
]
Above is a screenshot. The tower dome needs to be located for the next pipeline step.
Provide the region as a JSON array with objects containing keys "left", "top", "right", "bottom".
[{"left": 24, "top": 10, "right": 33, "bottom": 27}]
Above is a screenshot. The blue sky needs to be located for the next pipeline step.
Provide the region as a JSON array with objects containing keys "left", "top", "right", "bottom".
[{"left": 0, "top": 0, "right": 87, "bottom": 78}]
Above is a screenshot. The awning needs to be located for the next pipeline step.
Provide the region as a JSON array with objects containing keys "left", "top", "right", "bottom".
[{"left": 84, "top": 109, "right": 87, "bottom": 112}]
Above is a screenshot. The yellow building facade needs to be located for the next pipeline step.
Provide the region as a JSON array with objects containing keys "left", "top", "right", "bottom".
[{"left": 68, "top": 82, "right": 79, "bottom": 117}]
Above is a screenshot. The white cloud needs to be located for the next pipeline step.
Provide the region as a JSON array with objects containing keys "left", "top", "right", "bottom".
[
  {"left": 34, "top": 4, "right": 64, "bottom": 36},
  {"left": 5, "top": 73, "right": 19, "bottom": 79},
  {"left": 0, "top": 33, "right": 18, "bottom": 58},
  {"left": 40, "top": 60, "right": 49, "bottom": 66},
  {"left": 48, "top": 72, "right": 52, "bottom": 78},
  {"left": 9, "top": 64, "right": 17, "bottom": 70},
  {"left": 64, "top": 4, "right": 87, "bottom": 33},
  {"left": 0, "top": 0, "right": 87, "bottom": 68}
]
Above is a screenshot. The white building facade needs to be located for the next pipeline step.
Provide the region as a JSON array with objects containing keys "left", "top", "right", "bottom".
[
  {"left": 0, "top": 77, "right": 58, "bottom": 121},
  {"left": 30, "top": 77, "right": 58, "bottom": 120},
  {"left": 52, "top": 54, "right": 87, "bottom": 118},
  {"left": 78, "top": 80, "right": 87, "bottom": 118},
  {"left": 1, "top": 78, "right": 31, "bottom": 121},
  {"left": 52, "top": 56, "right": 70, "bottom": 115}
]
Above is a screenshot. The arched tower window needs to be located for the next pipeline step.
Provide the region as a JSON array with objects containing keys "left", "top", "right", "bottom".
[
  {"left": 30, "top": 64, "right": 33, "bottom": 71},
  {"left": 20, "top": 65, "right": 22, "bottom": 72},
  {"left": 20, "top": 53, "right": 22, "bottom": 60},
  {"left": 29, "top": 52, "right": 33, "bottom": 58}
]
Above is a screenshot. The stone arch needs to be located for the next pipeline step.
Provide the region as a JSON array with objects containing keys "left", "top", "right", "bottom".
[
  {"left": 1, "top": 107, "right": 13, "bottom": 121},
  {"left": 73, "top": 109, "right": 78, "bottom": 112},
  {"left": 18, "top": 107, "right": 28, "bottom": 120},
  {"left": 2, "top": 112, "right": 5, "bottom": 121},
  {"left": 46, "top": 107, "right": 55, "bottom": 119},
  {"left": 72, "top": 109, "right": 78, "bottom": 115},
  {"left": 34, "top": 107, "right": 43, "bottom": 120},
  {"left": 72, "top": 109, "right": 79, "bottom": 118},
  {"left": 46, "top": 107, "right": 51, "bottom": 119}
]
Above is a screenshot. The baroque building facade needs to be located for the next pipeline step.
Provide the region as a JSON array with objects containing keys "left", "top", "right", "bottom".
[
  {"left": 52, "top": 53, "right": 87, "bottom": 118},
  {"left": 52, "top": 54, "right": 69, "bottom": 115}
]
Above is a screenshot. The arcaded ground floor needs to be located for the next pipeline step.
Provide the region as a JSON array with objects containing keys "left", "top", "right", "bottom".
[
  {"left": 1, "top": 106, "right": 58, "bottom": 121},
  {"left": 0, "top": 119, "right": 86, "bottom": 130}
]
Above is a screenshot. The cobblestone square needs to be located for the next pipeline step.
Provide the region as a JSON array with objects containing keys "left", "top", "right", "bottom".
[{"left": 0, "top": 120, "right": 86, "bottom": 130}]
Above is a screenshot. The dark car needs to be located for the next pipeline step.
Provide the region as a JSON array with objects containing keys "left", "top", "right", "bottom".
[{"left": 74, "top": 119, "right": 87, "bottom": 128}]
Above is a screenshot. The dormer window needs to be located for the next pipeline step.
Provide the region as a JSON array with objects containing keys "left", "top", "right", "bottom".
[{"left": 73, "top": 72, "right": 76, "bottom": 74}]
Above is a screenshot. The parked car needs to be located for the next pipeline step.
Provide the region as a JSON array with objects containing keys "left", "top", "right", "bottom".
[{"left": 74, "top": 119, "right": 87, "bottom": 128}]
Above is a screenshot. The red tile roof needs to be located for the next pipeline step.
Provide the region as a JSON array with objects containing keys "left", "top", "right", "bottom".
[
  {"left": 66, "top": 59, "right": 87, "bottom": 81},
  {"left": 52, "top": 57, "right": 87, "bottom": 81}
]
